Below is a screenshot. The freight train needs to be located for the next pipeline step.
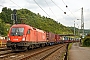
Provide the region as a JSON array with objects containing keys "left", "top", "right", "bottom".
[{"left": 6, "top": 24, "right": 78, "bottom": 51}]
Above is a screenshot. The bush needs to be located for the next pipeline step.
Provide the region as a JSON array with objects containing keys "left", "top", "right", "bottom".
[{"left": 83, "top": 38, "right": 90, "bottom": 46}]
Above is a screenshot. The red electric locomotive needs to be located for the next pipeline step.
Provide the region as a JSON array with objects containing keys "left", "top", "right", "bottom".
[{"left": 7, "top": 24, "right": 47, "bottom": 51}]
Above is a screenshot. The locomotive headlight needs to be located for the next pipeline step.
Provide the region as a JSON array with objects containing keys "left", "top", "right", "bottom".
[{"left": 22, "top": 37, "right": 25, "bottom": 41}]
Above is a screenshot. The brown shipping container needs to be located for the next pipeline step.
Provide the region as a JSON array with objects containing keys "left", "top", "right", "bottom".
[
  {"left": 46, "top": 32, "right": 55, "bottom": 42},
  {"left": 55, "top": 34, "right": 60, "bottom": 42}
]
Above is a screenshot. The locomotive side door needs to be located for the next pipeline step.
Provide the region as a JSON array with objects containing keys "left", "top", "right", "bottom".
[
  {"left": 36, "top": 31, "right": 38, "bottom": 42},
  {"left": 26, "top": 29, "right": 30, "bottom": 41}
]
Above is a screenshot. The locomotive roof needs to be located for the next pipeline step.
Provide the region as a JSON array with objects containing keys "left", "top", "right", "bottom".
[
  {"left": 11, "top": 24, "right": 33, "bottom": 30},
  {"left": 11, "top": 24, "right": 45, "bottom": 33}
]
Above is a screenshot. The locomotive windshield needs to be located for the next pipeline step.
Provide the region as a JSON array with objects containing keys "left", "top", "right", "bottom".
[{"left": 10, "top": 28, "right": 24, "bottom": 36}]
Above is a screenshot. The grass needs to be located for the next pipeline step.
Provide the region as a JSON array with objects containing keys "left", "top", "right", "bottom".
[{"left": 68, "top": 43, "right": 73, "bottom": 50}]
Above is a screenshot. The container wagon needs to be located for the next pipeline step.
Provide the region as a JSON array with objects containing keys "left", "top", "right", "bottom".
[{"left": 46, "top": 32, "right": 55, "bottom": 45}]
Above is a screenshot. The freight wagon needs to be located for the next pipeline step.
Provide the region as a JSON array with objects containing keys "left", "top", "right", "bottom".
[
  {"left": 46, "top": 32, "right": 55, "bottom": 45},
  {"left": 55, "top": 34, "right": 63, "bottom": 44},
  {"left": 6, "top": 24, "right": 77, "bottom": 51}
]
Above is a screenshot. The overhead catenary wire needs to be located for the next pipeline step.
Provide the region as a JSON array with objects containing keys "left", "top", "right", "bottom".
[
  {"left": 74, "top": 8, "right": 81, "bottom": 12},
  {"left": 51, "top": 0, "right": 74, "bottom": 20},
  {"left": 62, "top": 0, "right": 77, "bottom": 19},
  {"left": 0, "top": 5, "right": 4, "bottom": 7},
  {"left": 62, "top": 0, "right": 81, "bottom": 13},
  {"left": 33, "top": 0, "right": 50, "bottom": 17},
  {"left": 10, "top": 0, "right": 29, "bottom": 24},
  {"left": 62, "top": 0, "right": 67, "bottom": 6},
  {"left": 10, "top": 0, "right": 22, "bottom": 8},
  {"left": 9, "top": 0, "right": 74, "bottom": 22},
  {"left": 44, "top": 0, "right": 57, "bottom": 19},
  {"left": 67, "top": 8, "right": 77, "bottom": 19},
  {"left": 51, "top": 0, "right": 64, "bottom": 12}
]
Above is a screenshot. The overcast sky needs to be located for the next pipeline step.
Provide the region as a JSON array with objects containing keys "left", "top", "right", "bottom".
[{"left": 0, "top": 0, "right": 90, "bottom": 29}]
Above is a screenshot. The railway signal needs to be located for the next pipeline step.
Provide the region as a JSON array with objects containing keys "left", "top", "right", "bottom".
[{"left": 11, "top": 9, "right": 17, "bottom": 24}]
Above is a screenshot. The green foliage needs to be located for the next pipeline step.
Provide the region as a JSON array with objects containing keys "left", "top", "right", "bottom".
[
  {"left": 68, "top": 43, "right": 73, "bottom": 50},
  {"left": 0, "top": 7, "right": 13, "bottom": 24},
  {"left": 0, "top": 19, "right": 10, "bottom": 36},
  {"left": 68, "top": 27, "right": 80, "bottom": 35},
  {"left": 83, "top": 38, "right": 90, "bottom": 46},
  {"left": 0, "top": 7, "right": 73, "bottom": 36},
  {"left": 82, "top": 35, "right": 90, "bottom": 47}
]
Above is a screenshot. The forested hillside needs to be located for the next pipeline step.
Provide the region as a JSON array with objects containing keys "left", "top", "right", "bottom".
[{"left": 0, "top": 7, "right": 73, "bottom": 36}]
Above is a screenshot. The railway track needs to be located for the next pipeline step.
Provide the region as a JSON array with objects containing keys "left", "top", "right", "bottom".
[
  {"left": 0, "top": 47, "right": 10, "bottom": 51},
  {"left": 0, "top": 43, "right": 67, "bottom": 60},
  {"left": 22, "top": 43, "right": 67, "bottom": 60},
  {"left": 0, "top": 50, "right": 22, "bottom": 60},
  {"left": 0, "top": 48, "right": 15, "bottom": 60},
  {"left": 0, "top": 47, "right": 12, "bottom": 55},
  {"left": 0, "top": 50, "right": 12, "bottom": 55}
]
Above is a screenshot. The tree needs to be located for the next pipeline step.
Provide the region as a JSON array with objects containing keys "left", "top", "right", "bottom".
[
  {"left": 0, "top": 7, "right": 13, "bottom": 23},
  {"left": 0, "top": 19, "right": 10, "bottom": 36}
]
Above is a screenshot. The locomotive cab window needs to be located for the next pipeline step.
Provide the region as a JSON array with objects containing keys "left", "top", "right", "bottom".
[
  {"left": 27, "top": 29, "right": 30, "bottom": 34},
  {"left": 11, "top": 28, "right": 24, "bottom": 36}
]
